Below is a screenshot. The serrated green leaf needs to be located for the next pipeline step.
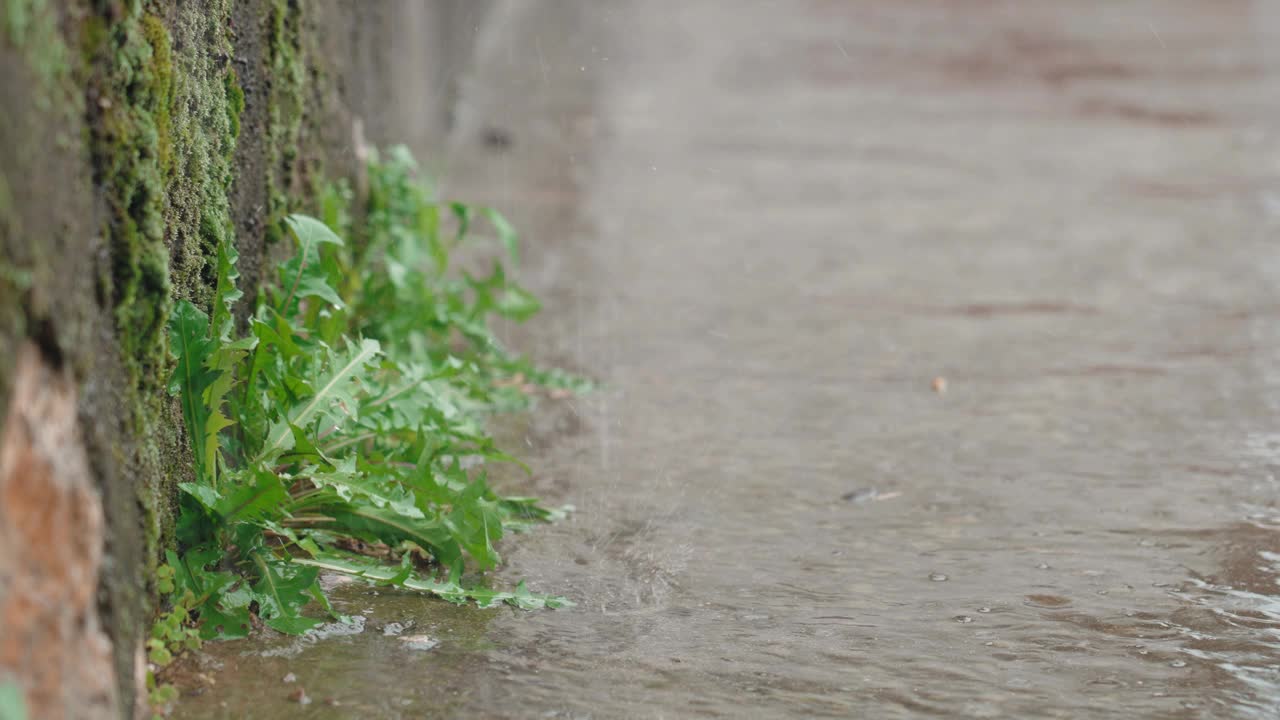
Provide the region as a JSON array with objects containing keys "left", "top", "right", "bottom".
[
  {"left": 199, "top": 593, "right": 254, "bottom": 640},
  {"left": 211, "top": 239, "right": 244, "bottom": 342},
  {"left": 302, "top": 456, "right": 422, "bottom": 518},
  {"left": 258, "top": 338, "right": 381, "bottom": 462},
  {"left": 481, "top": 207, "right": 519, "bottom": 264},
  {"left": 293, "top": 552, "right": 572, "bottom": 609},
  {"left": 277, "top": 424, "right": 335, "bottom": 470},
  {"left": 449, "top": 202, "right": 472, "bottom": 246},
  {"left": 443, "top": 477, "right": 504, "bottom": 570},
  {"left": 496, "top": 285, "right": 541, "bottom": 321},
  {"left": 214, "top": 468, "right": 288, "bottom": 523},
  {"left": 169, "top": 300, "right": 223, "bottom": 487},
  {"left": 328, "top": 504, "right": 460, "bottom": 567},
  {"left": 250, "top": 553, "right": 323, "bottom": 635},
  {"left": 252, "top": 313, "right": 303, "bottom": 359}
]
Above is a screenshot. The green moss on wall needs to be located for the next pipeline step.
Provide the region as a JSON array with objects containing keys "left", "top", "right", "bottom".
[
  {"left": 140, "top": 14, "right": 173, "bottom": 174},
  {"left": 265, "top": 0, "right": 305, "bottom": 245},
  {"left": 225, "top": 67, "right": 245, "bottom": 141},
  {"left": 165, "top": 0, "right": 240, "bottom": 306},
  {"left": 81, "top": 0, "right": 244, "bottom": 585},
  {"left": 87, "top": 8, "right": 173, "bottom": 394}
]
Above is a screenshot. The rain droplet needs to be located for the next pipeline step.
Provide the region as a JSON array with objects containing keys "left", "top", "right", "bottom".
[
  {"left": 1036, "top": 563, "right": 1051, "bottom": 570},
  {"left": 954, "top": 615, "right": 974, "bottom": 624},
  {"left": 929, "top": 572, "right": 949, "bottom": 582},
  {"left": 977, "top": 606, "right": 992, "bottom": 614},
  {"left": 1170, "top": 659, "right": 1187, "bottom": 668}
]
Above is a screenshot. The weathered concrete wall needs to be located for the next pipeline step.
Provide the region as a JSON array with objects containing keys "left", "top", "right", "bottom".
[
  {"left": 309, "top": 0, "right": 493, "bottom": 183},
  {"left": 0, "top": 1, "right": 489, "bottom": 716}
]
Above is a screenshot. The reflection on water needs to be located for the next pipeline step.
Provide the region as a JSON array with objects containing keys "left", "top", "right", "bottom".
[
  {"left": 1179, "top": 523, "right": 1280, "bottom": 719},
  {"left": 181, "top": 1, "right": 1280, "bottom": 718},
  {"left": 175, "top": 582, "right": 502, "bottom": 719}
]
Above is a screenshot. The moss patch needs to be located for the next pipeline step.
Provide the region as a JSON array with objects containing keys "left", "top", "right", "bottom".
[
  {"left": 265, "top": 0, "right": 306, "bottom": 245},
  {"left": 81, "top": 0, "right": 244, "bottom": 598},
  {"left": 164, "top": 0, "right": 240, "bottom": 307},
  {"left": 86, "top": 8, "right": 173, "bottom": 393},
  {"left": 225, "top": 67, "right": 245, "bottom": 141}
]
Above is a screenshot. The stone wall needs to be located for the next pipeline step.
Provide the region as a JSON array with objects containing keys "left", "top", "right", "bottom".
[{"left": 0, "top": 1, "right": 489, "bottom": 716}]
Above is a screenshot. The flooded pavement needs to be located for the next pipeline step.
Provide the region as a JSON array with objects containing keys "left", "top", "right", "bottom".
[{"left": 182, "top": 1, "right": 1280, "bottom": 717}]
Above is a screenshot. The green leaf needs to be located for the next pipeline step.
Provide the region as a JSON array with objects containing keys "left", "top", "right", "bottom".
[
  {"left": 211, "top": 239, "right": 244, "bottom": 341},
  {"left": 199, "top": 591, "right": 254, "bottom": 640},
  {"left": 147, "top": 641, "right": 173, "bottom": 666},
  {"left": 250, "top": 553, "right": 323, "bottom": 635},
  {"left": 168, "top": 547, "right": 232, "bottom": 599},
  {"left": 252, "top": 312, "right": 303, "bottom": 360},
  {"left": 328, "top": 504, "right": 460, "bottom": 567},
  {"left": 496, "top": 285, "right": 541, "bottom": 321},
  {"left": 214, "top": 468, "right": 288, "bottom": 524},
  {"left": 302, "top": 457, "right": 421, "bottom": 517},
  {"left": 449, "top": 202, "right": 472, "bottom": 246},
  {"left": 293, "top": 552, "right": 573, "bottom": 609},
  {"left": 178, "top": 482, "right": 220, "bottom": 511},
  {"left": 444, "top": 477, "right": 504, "bottom": 569},
  {"left": 293, "top": 273, "right": 344, "bottom": 307},
  {"left": 277, "top": 424, "right": 336, "bottom": 470},
  {"left": 285, "top": 214, "right": 345, "bottom": 248},
  {"left": 278, "top": 215, "right": 345, "bottom": 316},
  {"left": 150, "top": 684, "right": 180, "bottom": 706},
  {"left": 481, "top": 207, "right": 519, "bottom": 264},
  {"left": 166, "top": 548, "right": 251, "bottom": 640},
  {"left": 258, "top": 338, "right": 382, "bottom": 462},
  {"left": 203, "top": 339, "right": 253, "bottom": 485},
  {"left": 168, "top": 301, "right": 221, "bottom": 486}
]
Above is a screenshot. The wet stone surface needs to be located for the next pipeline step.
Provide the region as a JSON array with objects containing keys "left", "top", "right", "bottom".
[{"left": 182, "top": 1, "right": 1280, "bottom": 718}]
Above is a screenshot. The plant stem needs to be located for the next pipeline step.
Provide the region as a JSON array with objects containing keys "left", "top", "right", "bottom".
[{"left": 281, "top": 236, "right": 311, "bottom": 316}]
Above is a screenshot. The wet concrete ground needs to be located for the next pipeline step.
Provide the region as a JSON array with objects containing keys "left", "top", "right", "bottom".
[{"left": 184, "top": 1, "right": 1280, "bottom": 717}]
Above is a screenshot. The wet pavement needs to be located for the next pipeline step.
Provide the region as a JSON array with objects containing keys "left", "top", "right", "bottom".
[{"left": 183, "top": 1, "right": 1280, "bottom": 717}]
